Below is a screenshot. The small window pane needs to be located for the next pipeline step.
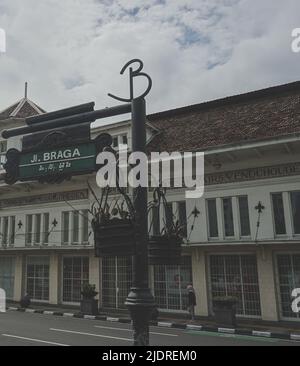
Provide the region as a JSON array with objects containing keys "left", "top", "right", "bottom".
[
  {"left": 62, "top": 212, "right": 69, "bottom": 244},
  {"left": 238, "top": 196, "right": 250, "bottom": 236},
  {"left": 165, "top": 203, "right": 173, "bottom": 233},
  {"left": 0, "top": 141, "right": 7, "bottom": 153},
  {"left": 9, "top": 216, "right": 15, "bottom": 245},
  {"left": 291, "top": 192, "right": 300, "bottom": 234},
  {"left": 82, "top": 210, "right": 89, "bottom": 243},
  {"left": 223, "top": 198, "right": 234, "bottom": 237},
  {"left": 113, "top": 137, "right": 118, "bottom": 147},
  {"left": 2, "top": 217, "right": 8, "bottom": 244},
  {"left": 43, "top": 213, "right": 50, "bottom": 243},
  {"left": 122, "top": 134, "right": 128, "bottom": 144},
  {"left": 72, "top": 211, "right": 79, "bottom": 243},
  {"left": 178, "top": 201, "right": 187, "bottom": 238},
  {"left": 26, "top": 215, "right": 33, "bottom": 245},
  {"left": 272, "top": 193, "right": 286, "bottom": 235},
  {"left": 152, "top": 205, "right": 160, "bottom": 236},
  {"left": 35, "top": 214, "right": 41, "bottom": 243},
  {"left": 207, "top": 199, "right": 218, "bottom": 238}
]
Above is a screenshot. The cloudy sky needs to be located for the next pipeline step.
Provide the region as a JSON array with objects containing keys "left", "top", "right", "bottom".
[{"left": 0, "top": 0, "right": 299, "bottom": 120}]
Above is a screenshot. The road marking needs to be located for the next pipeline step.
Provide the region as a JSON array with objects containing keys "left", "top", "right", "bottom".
[
  {"left": 186, "top": 324, "right": 202, "bottom": 331},
  {"left": 218, "top": 327, "right": 235, "bottom": 334},
  {"left": 291, "top": 334, "right": 300, "bottom": 341},
  {"left": 2, "top": 334, "right": 69, "bottom": 346},
  {"left": 94, "top": 325, "right": 178, "bottom": 337},
  {"left": 185, "top": 330, "right": 278, "bottom": 343},
  {"left": 50, "top": 328, "right": 132, "bottom": 342},
  {"left": 106, "top": 317, "right": 119, "bottom": 322},
  {"left": 157, "top": 322, "right": 172, "bottom": 327},
  {"left": 252, "top": 330, "right": 271, "bottom": 337}
]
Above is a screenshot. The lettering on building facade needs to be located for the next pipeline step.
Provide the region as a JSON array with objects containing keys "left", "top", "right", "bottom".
[
  {"left": 0, "top": 189, "right": 88, "bottom": 209},
  {"left": 205, "top": 162, "right": 300, "bottom": 186}
]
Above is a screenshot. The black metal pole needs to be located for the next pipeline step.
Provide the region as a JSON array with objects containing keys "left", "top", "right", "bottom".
[
  {"left": 25, "top": 102, "right": 95, "bottom": 125},
  {"left": 2, "top": 103, "right": 132, "bottom": 139},
  {"left": 125, "top": 97, "right": 155, "bottom": 346}
]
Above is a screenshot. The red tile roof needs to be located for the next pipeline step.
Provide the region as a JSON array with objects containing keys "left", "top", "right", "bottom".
[
  {"left": 147, "top": 81, "right": 300, "bottom": 152},
  {"left": 0, "top": 98, "right": 46, "bottom": 120}
]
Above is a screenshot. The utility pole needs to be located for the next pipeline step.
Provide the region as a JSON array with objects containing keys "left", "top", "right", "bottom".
[{"left": 125, "top": 97, "right": 155, "bottom": 346}]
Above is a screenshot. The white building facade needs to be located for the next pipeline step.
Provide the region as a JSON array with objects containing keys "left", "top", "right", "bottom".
[{"left": 0, "top": 82, "right": 300, "bottom": 323}]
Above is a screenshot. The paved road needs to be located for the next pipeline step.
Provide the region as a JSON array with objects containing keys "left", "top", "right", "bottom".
[{"left": 0, "top": 310, "right": 298, "bottom": 346}]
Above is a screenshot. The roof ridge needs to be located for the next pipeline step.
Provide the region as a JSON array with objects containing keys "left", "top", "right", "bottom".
[
  {"left": 0, "top": 97, "right": 45, "bottom": 120},
  {"left": 26, "top": 98, "right": 45, "bottom": 114},
  {"left": 0, "top": 98, "right": 23, "bottom": 115},
  {"left": 148, "top": 80, "right": 300, "bottom": 120},
  {"left": 11, "top": 98, "right": 26, "bottom": 117}
]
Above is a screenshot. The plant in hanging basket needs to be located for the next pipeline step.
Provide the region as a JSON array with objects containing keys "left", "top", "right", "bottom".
[
  {"left": 148, "top": 187, "right": 186, "bottom": 265},
  {"left": 92, "top": 203, "right": 136, "bottom": 257},
  {"left": 148, "top": 221, "right": 184, "bottom": 266}
]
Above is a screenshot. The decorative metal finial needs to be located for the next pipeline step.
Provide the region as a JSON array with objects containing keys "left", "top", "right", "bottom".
[
  {"left": 24, "top": 82, "right": 28, "bottom": 99},
  {"left": 255, "top": 201, "right": 265, "bottom": 213},
  {"left": 191, "top": 206, "right": 200, "bottom": 218},
  {"left": 108, "top": 59, "right": 152, "bottom": 102},
  {"left": 254, "top": 201, "right": 265, "bottom": 243}
]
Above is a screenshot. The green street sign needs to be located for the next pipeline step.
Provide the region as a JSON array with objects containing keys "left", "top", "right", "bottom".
[{"left": 19, "top": 142, "right": 96, "bottom": 180}]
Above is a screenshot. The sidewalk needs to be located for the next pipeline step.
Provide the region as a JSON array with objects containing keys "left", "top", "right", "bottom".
[{"left": 6, "top": 301, "right": 300, "bottom": 341}]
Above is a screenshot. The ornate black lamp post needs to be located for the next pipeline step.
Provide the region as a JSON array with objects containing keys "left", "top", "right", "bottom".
[
  {"left": 124, "top": 97, "right": 155, "bottom": 346},
  {"left": 108, "top": 60, "right": 155, "bottom": 346},
  {"left": 2, "top": 58, "right": 156, "bottom": 346}
]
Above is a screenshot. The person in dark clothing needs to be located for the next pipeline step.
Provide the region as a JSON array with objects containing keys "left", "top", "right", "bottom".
[
  {"left": 20, "top": 293, "right": 31, "bottom": 308},
  {"left": 187, "top": 284, "right": 196, "bottom": 321}
]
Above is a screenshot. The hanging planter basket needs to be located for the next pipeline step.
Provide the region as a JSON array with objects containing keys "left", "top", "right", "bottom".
[
  {"left": 147, "top": 187, "right": 184, "bottom": 265},
  {"left": 148, "top": 234, "right": 182, "bottom": 265},
  {"left": 93, "top": 217, "right": 136, "bottom": 257}
]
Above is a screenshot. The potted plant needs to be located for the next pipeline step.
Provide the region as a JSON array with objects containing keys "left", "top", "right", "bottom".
[
  {"left": 80, "top": 284, "right": 99, "bottom": 315},
  {"left": 149, "top": 218, "right": 184, "bottom": 265},
  {"left": 148, "top": 232, "right": 182, "bottom": 265},
  {"left": 212, "top": 296, "right": 238, "bottom": 327},
  {"left": 92, "top": 204, "right": 136, "bottom": 257}
]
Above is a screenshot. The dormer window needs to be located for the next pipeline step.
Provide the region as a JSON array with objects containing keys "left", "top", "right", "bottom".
[
  {"left": 0, "top": 140, "right": 7, "bottom": 169},
  {"left": 0, "top": 140, "right": 7, "bottom": 153},
  {"left": 121, "top": 134, "right": 128, "bottom": 145},
  {"left": 112, "top": 134, "right": 128, "bottom": 148},
  {"left": 112, "top": 136, "right": 118, "bottom": 148}
]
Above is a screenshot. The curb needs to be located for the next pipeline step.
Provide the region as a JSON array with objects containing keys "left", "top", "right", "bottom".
[{"left": 7, "top": 306, "right": 299, "bottom": 341}]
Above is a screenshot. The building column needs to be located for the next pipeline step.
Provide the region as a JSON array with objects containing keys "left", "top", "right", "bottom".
[
  {"left": 49, "top": 253, "right": 59, "bottom": 304},
  {"left": 256, "top": 246, "right": 278, "bottom": 321},
  {"left": 13, "top": 255, "right": 23, "bottom": 302},
  {"left": 89, "top": 252, "right": 100, "bottom": 302},
  {"left": 192, "top": 248, "right": 209, "bottom": 317}
]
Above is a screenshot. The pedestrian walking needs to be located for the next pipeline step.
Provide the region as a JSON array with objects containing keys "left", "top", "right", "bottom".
[
  {"left": 20, "top": 293, "right": 31, "bottom": 308},
  {"left": 187, "top": 284, "right": 196, "bottom": 321}
]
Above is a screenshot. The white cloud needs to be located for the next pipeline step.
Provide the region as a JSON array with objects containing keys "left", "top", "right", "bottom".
[{"left": 0, "top": 0, "right": 299, "bottom": 120}]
